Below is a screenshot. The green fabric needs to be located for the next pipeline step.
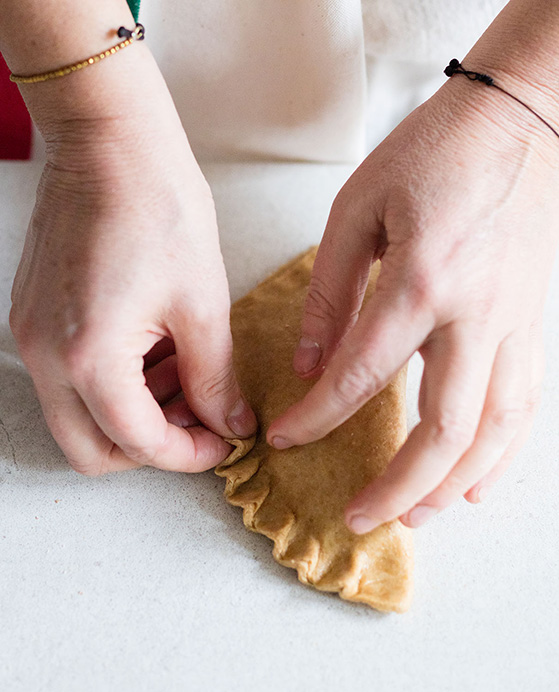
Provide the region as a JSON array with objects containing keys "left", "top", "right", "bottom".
[{"left": 126, "top": 0, "right": 141, "bottom": 22}]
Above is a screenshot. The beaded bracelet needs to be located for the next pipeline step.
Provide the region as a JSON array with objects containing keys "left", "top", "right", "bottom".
[
  {"left": 444, "top": 58, "right": 559, "bottom": 141},
  {"left": 9, "top": 23, "right": 145, "bottom": 84}
]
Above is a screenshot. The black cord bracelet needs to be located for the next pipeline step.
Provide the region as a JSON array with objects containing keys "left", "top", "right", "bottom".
[{"left": 444, "top": 58, "right": 559, "bottom": 141}]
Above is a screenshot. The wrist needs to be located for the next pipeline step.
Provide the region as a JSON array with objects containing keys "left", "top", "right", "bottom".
[
  {"left": 21, "top": 43, "right": 195, "bottom": 177},
  {"left": 460, "top": 0, "right": 559, "bottom": 144},
  {"left": 460, "top": 54, "right": 559, "bottom": 148},
  {"left": 0, "top": 1, "right": 146, "bottom": 133},
  {"left": 20, "top": 40, "right": 156, "bottom": 136}
]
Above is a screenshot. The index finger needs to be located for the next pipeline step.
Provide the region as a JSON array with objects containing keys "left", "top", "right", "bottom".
[{"left": 267, "top": 288, "right": 433, "bottom": 448}]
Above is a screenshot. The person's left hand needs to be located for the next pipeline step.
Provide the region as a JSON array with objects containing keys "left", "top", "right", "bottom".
[{"left": 266, "top": 75, "right": 559, "bottom": 534}]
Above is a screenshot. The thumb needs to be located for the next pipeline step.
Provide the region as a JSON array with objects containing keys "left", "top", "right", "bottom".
[
  {"left": 293, "top": 186, "right": 385, "bottom": 378},
  {"left": 169, "top": 302, "right": 257, "bottom": 440}
]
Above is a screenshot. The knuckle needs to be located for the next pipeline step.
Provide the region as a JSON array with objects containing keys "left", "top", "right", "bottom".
[
  {"left": 430, "top": 413, "right": 477, "bottom": 449},
  {"left": 197, "top": 362, "right": 238, "bottom": 402},
  {"left": 487, "top": 407, "right": 524, "bottom": 433},
  {"left": 116, "top": 430, "right": 167, "bottom": 467},
  {"left": 406, "top": 270, "right": 437, "bottom": 311},
  {"left": 181, "top": 293, "right": 230, "bottom": 329},
  {"left": 120, "top": 445, "right": 156, "bottom": 466},
  {"left": 379, "top": 494, "right": 412, "bottom": 521},
  {"left": 66, "top": 456, "right": 104, "bottom": 477},
  {"left": 305, "top": 275, "right": 338, "bottom": 323},
  {"left": 525, "top": 387, "right": 542, "bottom": 417},
  {"left": 132, "top": 427, "right": 177, "bottom": 466},
  {"left": 104, "top": 402, "right": 138, "bottom": 437},
  {"left": 439, "top": 472, "right": 472, "bottom": 499},
  {"left": 9, "top": 308, "right": 38, "bottom": 357},
  {"left": 60, "top": 328, "right": 112, "bottom": 384},
  {"left": 332, "top": 361, "right": 381, "bottom": 408},
  {"left": 464, "top": 294, "right": 498, "bottom": 328},
  {"left": 62, "top": 339, "right": 97, "bottom": 382}
]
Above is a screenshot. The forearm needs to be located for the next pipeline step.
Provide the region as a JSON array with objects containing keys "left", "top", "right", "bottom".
[
  {"left": 0, "top": 0, "right": 163, "bottom": 141},
  {"left": 464, "top": 0, "right": 559, "bottom": 133},
  {"left": 0, "top": 0, "right": 135, "bottom": 73}
]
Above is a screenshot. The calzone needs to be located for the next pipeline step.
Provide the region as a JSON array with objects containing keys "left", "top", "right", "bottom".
[{"left": 216, "top": 248, "right": 413, "bottom": 612}]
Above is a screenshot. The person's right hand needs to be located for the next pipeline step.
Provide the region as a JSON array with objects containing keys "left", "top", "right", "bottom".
[{"left": 9, "top": 52, "right": 256, "bottom": 475}]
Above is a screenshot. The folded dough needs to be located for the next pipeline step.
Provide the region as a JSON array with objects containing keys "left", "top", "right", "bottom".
[{"left": 216, "top": 248, "right": 413, "bottom": 612}]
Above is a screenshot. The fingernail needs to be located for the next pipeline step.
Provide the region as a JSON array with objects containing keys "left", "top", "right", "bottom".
[
  {"left": 270, "top": 436, "right": 293, "bottom": 450},
  {"left": 477, "top": 486, "right": 489, "bottom": 503},
  {"left": 226, "top": 398, "right": 257, "bottom": 437},
  {"left": 293, "top": 337, "right": 321, "bottom": 375},
  {"left": 406, "top": 504, "right": 438, "bottom": 528},
  {"left": 347, "top": 513, "right": 380, "bottom": 535}
]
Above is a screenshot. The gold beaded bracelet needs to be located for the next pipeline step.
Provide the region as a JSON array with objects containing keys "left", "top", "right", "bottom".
[{"left": 9, "top": 23, "right": 145, "bottom": 84}]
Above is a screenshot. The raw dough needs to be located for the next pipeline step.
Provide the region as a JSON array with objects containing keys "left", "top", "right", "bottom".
[{"left": 216, "top": 248, "right": 413, "bottom": 612}]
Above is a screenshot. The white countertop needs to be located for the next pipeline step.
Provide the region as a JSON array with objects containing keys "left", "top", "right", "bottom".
[{"left": 1, "top": 161, "right": 558, "bottom": 692}]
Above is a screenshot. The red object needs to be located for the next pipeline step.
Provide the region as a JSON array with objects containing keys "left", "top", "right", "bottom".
[{"left": 0, "top": 51, "right": 32, "bottom": 159}]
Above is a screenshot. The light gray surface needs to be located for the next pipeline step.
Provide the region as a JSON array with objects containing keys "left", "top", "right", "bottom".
[{"left": 1, "top": 161, "right": 558, "bottom": 692}]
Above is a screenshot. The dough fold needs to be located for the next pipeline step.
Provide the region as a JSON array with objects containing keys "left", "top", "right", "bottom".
[{"left": 216, "top": 248, "right": 413, "bottom": 612}]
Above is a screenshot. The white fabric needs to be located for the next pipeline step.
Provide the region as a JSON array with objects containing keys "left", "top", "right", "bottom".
[
  {"left": 32, "top": 0, "right": 507, "bottom": 163},
  {"left": 141, "top": 0, "right": 367, "bottom": 163},
  {"left": 364, "top": 57, "right": 447, "bottom": 151},
  {"left": 362, "top": 0, "right": 506, "bottom": 62}
]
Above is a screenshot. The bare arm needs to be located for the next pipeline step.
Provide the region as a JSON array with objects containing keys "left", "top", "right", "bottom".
[
  {"left": 2, "top": 0, "right": 257, "bottom": 475},
  {"left": 0, "top": 0, "right": 142, "bottom": 130}
]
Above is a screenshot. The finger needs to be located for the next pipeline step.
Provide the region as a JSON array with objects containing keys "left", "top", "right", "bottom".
[
  {"left": 268, "top": 284, "right": 434, "bottom": 448},
  {"left": 293, "top": 190, "right": 381, "bottom": 377},
  {"left": 144, "top": 354, "right": 182, "bottom": 404},
  {"left": 344, "top": 324, "right": 495, "bottom": 534},
  {"left": 35, "top": 380, "right": 141, "bottom": 475},
  {"left": 464, "top": 414, "right": 533, "bottom": 503},
  {"left": 400, "top": 331, "right": 528, "bottom": 526},
  {"left": 38, "top": 376, "right": 231, "bottom": 475},
  {"left": 170, "top": 307, "right": 257, "bottom": 439},
  {"left": 465, "top": 325, "right": 545, "bottom": 502},
  {"left": 142, "top": 426, "right": 233, "bottom": 473},
  {"left": 66, "top": 338, "right": 233, "bottom": 473},
  {"left": 161, "top": 396, "right": 200, "bottom": 429},
  {"left": 144, "top": 337, "right": 175, "bottom": 369}
]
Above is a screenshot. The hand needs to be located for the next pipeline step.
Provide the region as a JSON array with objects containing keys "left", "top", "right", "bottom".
[
  {"left": 10, "top": 63, "right": 256, "bottom": 475},
  {"left": 267, "top": 76, "right": 559, "bottom": 532}
]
